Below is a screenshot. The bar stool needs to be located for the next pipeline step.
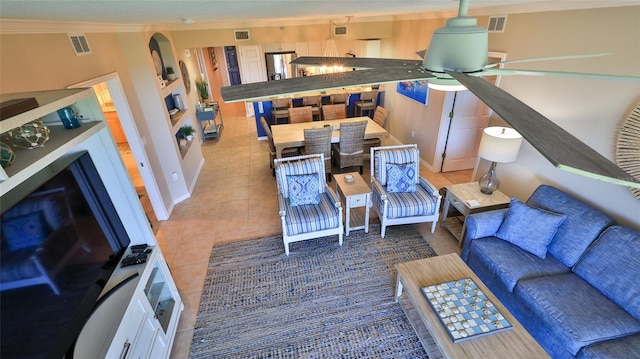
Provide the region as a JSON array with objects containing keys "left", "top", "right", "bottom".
[
  {"left": 271, "top": 98, "right": 291, "bottom": 124},
  {"left": 303, "top": 95, "right": 322, "bottom": 121},
  {"left": 354, "top": 90, "right": 378, "bottom": 118},
  {"left": 330, "top": 93, "right": 349, "bottom": 105}
]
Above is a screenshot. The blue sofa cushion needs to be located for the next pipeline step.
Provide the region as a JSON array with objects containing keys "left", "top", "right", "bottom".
[
  {"left": 526, "top": 185, "right": 614, "bottom": 267},
  {"left": 577, "top": 333, "right": 640, "bottom": 359},
  {"left": 516, "top": 273, "right": 640, "bottom": 355},
  {"left": 496, "top": 198, "right": 566, "bottom": 258},
  {"left": 467, "top": 237, "right": 570, "bottom": 292},
  {"left": 573, "top": 225, "right": 640, "bottom": 321}
]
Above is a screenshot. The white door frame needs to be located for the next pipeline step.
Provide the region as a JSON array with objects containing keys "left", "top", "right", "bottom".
[{"left": 68, "top": 72, "right": 169, "bottom": 220}]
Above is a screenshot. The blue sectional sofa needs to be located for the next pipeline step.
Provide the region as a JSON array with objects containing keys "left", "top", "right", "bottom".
[{"left": 461, "top": 184, "right": 640, "bottom": 358}]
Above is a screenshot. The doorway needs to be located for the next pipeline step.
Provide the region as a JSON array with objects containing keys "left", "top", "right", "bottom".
[
  {"left": 224, "top": 46, "right": 242, "bottom": 85},
  {"left": 69, "top": 72, "right": 167, "bottom": 230}
]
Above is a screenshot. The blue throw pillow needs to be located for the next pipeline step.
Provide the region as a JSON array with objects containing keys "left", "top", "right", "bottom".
[
  {"left": 2, "top": 211, "right": 48, "bottom": 251},
  {"left": 495, "top": 198, "right": 566, "bottom": 259},
  {"left": 386, "top": 163, "right": 416, "bottom": 193},
  {"left": 287, "top": 173, "right": 320, "bottom": 206}
]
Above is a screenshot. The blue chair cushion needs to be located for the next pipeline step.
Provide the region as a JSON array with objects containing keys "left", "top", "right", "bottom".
[
  {"left": 284, "top": 191, "right": 340, "bottom": 236},
  {"left": 385, "top": 163, "right": 417, "bottom": 193},
  {"left": 516, "top": 273, "right": 640, "bottom": 355},
  {"left": 526, "top": 185, "right": 614, "bottom": 267},
  {"left": 287, "top": 174, "right": 320, "bottom": 206},
  {"left": 374, "top": 147, "right": 419, "bottom": 186},
  {"left": 384, "top": 183, "right": 438, "bottom": 219},
  {"left": 495, "top": 198, "right": 566, "bottom": 258},
  {"left": 467, "top": 237, "right": 570, "bottom": 292},
  {"left": 276, "top": 156, "right": 325, "bottom": 199},
  {"left": 573, "top": 225, "right": 640, "bottom": 320}
]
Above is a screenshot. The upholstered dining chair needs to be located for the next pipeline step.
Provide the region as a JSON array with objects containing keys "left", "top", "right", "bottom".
[
  {"left": 302, "top": 127, "right": 333, "bottom": 182},
  {"left": 354, "top": 90, "right": 378, "bottom": 118},
  {"left": 274, "top": 153, "right": 344, "bottom": 255},
  {"left": 260, "top": 117, "right": 299, "bottom": 175},
  {"left": 370, "top": 144, "right": 442, "bottom": 238},
  {"left": 288, "top": 106, "right": 313, "bottom": 123},
  {"left": 271, "top": 98, "right": 291, "bottom": 124},
  {"left": 321, "top": 104, "right": 347, "bottom": 121},
  {"left": 332, "top": 120, "right": 367, "bottom": 174},
  {"left": 363, "top": 106, "right": 390, "bottom": 154},
  {"left": 302, "top": 95, "right": 322, "bottom": 121}
]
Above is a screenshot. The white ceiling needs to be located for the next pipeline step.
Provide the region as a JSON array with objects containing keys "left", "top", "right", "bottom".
[{"left": 0, "top": 0, "right": 634, "bottom": 32}]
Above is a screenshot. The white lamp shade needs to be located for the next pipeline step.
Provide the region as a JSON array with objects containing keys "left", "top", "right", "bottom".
[{"left": 477, "top": 126, "right": 523, "bottom": 163}]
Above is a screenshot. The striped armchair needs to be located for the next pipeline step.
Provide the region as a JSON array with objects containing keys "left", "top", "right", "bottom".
[
  {"left": 275, "top": 154, "right": 344, "bottom": 255},
  {"left": 370, "top": 145, "right": 442, "bottom": 238}
]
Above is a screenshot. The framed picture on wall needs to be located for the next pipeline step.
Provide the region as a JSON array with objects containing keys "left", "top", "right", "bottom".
[{"left": 397, "top": 80, "right": 428, "bottom": 105}]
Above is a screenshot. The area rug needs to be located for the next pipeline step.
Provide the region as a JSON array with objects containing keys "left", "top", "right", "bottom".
[{"left": 190, "top": 224, "right": 438, "bottom": 358}]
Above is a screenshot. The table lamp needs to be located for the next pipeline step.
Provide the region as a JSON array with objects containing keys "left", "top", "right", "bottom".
[{"left": 477, "top": 126, "right": 523, "bottom": 194}]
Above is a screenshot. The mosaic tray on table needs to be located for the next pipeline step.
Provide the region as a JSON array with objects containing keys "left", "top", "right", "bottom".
[{"left": 421, "top": 278, "right": 512, "bottom": 343}]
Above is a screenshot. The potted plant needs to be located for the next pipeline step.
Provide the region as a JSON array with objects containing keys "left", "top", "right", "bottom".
[
  {"left": 166, "top": 67, "right": 176, "bottom": 81},
  {"left": 195, "top": 79, "right": 209, "bottom": 102},
  {"left": 179, "top": 125, "right": 196, "bottom": 141}
]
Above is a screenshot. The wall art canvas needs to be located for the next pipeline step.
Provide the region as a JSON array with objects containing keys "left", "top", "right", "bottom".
[{"left": 397, "top": 80, "right": 428, "bottom": 105}]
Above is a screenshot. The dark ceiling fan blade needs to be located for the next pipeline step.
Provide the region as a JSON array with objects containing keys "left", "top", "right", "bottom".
[
  {"left": 447, "top": 71, "right": 640, "bottom": 188},
  {"left": 481, "top": 68, "right": 640, "bottom": 82},
  {"left": 291, "top": 56, "right": 422, "bottom": 69},
  {"left": 416, "top": 49, "right": 427, "bottom": 59},
  {"left": 221, "top": 66, "right": 433, "bottom": 103}
]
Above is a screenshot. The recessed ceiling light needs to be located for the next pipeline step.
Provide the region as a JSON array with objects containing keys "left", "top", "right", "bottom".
[{"left": 181, "top": 18, "right": 195, "bottom": 25}]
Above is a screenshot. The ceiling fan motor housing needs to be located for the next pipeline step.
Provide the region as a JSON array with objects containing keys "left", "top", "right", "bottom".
[{"left": 424, "top": 16, "right": 488, "bottom": 74}]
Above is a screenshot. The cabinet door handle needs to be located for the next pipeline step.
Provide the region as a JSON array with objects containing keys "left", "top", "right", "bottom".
[{"left": 119, "top": 341, "right": 131, "bottom": 359}]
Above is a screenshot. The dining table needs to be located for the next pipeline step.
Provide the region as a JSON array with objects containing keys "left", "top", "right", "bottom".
[{"left": 271, "top": 117, "right": 388, "bottom": 158}]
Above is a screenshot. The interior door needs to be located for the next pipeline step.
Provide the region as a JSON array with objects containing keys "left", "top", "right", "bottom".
[
  {"left": 224, "top": 46, "right": 242, "bottom": 85},
  {"left": 441, "top": 52, "right": 506, "bottom": 172}
]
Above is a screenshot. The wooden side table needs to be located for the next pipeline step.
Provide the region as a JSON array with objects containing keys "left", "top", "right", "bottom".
[
  {"left": 335, "top": 172, "right": 372, "bottom": 236},
  {"left": 441, "top": 182, "right": 510, "bottom": 247}
]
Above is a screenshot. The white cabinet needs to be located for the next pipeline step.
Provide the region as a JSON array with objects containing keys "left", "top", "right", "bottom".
[
  {"left": 265, "top": 42, "right": 296, "bottom": 52},
  {"left": 85, "top": 249, "right": 183, "bottom": 359}
]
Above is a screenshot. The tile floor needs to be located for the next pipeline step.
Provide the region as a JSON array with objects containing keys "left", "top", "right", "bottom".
[{"left": 151, "top": 110, "right": 472, "bottom": 358}]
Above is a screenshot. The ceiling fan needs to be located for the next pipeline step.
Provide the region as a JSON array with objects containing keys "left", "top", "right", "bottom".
[{"left": 221, "top": 0, "right": 640, "bottom": 189}]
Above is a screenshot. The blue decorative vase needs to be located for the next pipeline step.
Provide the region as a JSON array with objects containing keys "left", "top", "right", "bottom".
[{"left": 57, "top": 107, "right": 81, "bottom": 129}]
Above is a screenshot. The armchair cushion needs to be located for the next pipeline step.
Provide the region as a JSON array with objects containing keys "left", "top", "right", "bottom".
[
  {"left": 282, "top": 190, "right": 341, "bottom": 236},
  {"left": 373, "top": 178, "right": 438, "bottom": 219},
  {"left": 374, "top": 147, "right": 419, "bottom": 186},
  {"left": 276, "top": 156, "right": 326, "bottom": 199},
  {"left": 385, "top": 163, "right": 417, "bottom": 193},
  {"left": 495, "top": 198, "right": 566, "bottom": 259},
  {"left": 287, "top": 174, "right": 320, "bottom": 206}
]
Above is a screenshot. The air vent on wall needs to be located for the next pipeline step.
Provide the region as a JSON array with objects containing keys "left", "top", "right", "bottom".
[
  {"left": 234, "top": 30, "right": 250, "bottom": 41},
  {"left": 488, "top": 16, "right": 507, "bottom": 32},
  {"left": 333, "top": 26, "right": 348, "bottom": 36},
  {"left": 68, "top": 33, "right": 92, "bottom": 56}
]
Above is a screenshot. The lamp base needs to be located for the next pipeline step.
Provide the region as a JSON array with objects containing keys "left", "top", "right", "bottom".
[{"left": 479, "top": 162, "right": 500, "bottom": 195}]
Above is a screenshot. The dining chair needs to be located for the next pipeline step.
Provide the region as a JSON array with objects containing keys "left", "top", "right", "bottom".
[
  {"left": 260, "top": 117, "right": 300, "bottom": 175},
  {"left": 288, "top": 106, "right": 313, "bottom": 123},
  {"left": 302, "top": 127, "right": 333, "bottom": 182},
  {"left": 332, "top": 120, "right": 368, "bottom": 174},
  {"left": 271, "top": 98, "right": 291, "bottom": 124},
  {"left": 354, "top": 90, "right": 378, "bottom": 118},
  {"left": 321, "top": 104, "right": 347, "bottom": 121},
  {"left": 330, "top": 93, "right": 349, "bottom": 104},
  {"left": 302, "top": 95, "right": 322, "bottom": 121},
  {"left": 274, "top": 153, "right": 343, "bottom": 255},
  {"left": 370, "top": 144, "right": 442, "bottom": 238},
  {"left": 363, "top": 106, "right": 390, "bottom": 154}
]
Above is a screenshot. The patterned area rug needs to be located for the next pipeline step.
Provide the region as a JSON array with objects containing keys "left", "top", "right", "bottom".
[{"left": 190, "top": 225, "right": 438, "bottom": 358}]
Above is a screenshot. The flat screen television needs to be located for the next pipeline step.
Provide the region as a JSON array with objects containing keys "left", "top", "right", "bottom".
[{"left": 0, "top": 151, "right": 131, "bottom": 358}]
